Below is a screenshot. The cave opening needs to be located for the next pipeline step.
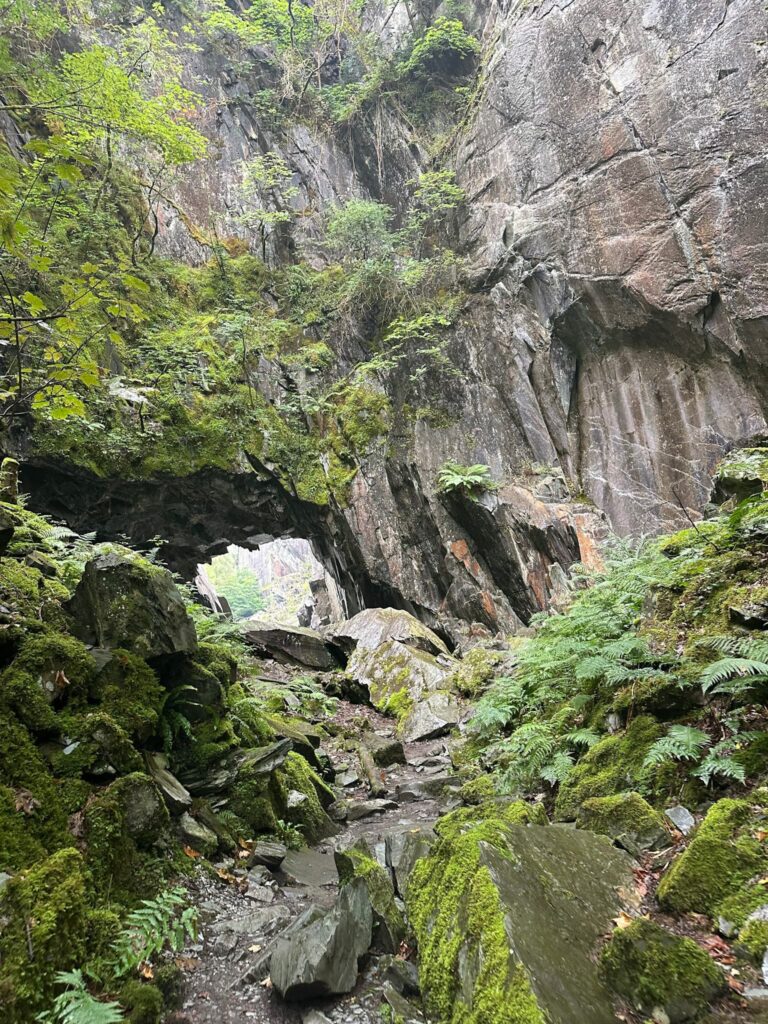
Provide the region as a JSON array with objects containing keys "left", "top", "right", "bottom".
[{"left": 195, "top": 537, "right": 346, "bottom": 628}]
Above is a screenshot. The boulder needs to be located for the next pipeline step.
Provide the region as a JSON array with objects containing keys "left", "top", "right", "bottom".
[
  {"left": 248, "top": 841, "right": 287, "bottom": 869},
  {"left": 331, "top": 608, "right": 449, "bottom": 657},
  {"left": 348, "top": 640, "right": 458, "bottom": 714},
  {"left": 576, "top": 792, "right": 670, "bottom": 856},
  {"left": 400, "top": 692, "right": 462, "bottom": 743},
  {"left": 334, "top": 838, "right": 405, "bottom": 953},
  {"left": 269, "top": 877, "right": 373, "bottom": 999},
  {"left": 363, "top": 733, "right": 406, "bottom": 767},
  {"left": 601, "top": 919, "right": 725, "bottom": 1022},
  {"left": 396, "top": 776, "right": 462, "bottom": 804},
  {"left": 385, "top": 826, "right": 436, "bottom": 897},
  {"left": 346, "top": 798, "right": 398, "bottom": 821},
  {"left": 665, "top": 805, "right": 696, "bottom": 835},
  {"left": 406, "top": 805, "right": 636, "bottom": 1023},
  {"left": 243, "top": 620, "right": 341, "bottom": 669},
  {"left": 65, "top": 550, "right": 197, "bottom": 659},
  {"left": 177, "top": 812, "right": 218, "bottom": 857}
]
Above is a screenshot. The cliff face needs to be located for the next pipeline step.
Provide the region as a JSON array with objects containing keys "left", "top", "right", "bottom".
[{"left": 22, "top": 0, "right": 768, "bottom": 637}]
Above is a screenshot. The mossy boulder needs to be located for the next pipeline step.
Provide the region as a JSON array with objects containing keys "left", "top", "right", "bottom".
[
  {"left": 449, "top": 646, "right": 504, "bottom": 697},
  {"left": 93, "top": 650, "right": 164, "bottom": 740},
  {"left": 657, "top": 798, "right": 767, "bottom": 916},
  {"left": 406, "top": 801, "right": 634, "bottom": 1024},
  {"left": 0, "top": 849, "right": 93, "bottom": 1022},
  {"left": 351, "top": 639, "right": 457, "bottom": 714},
  {"left": 577, "top": 792, "right": 670, "bottom": 856},
  {"left": 601, "top": 919, "right": 725, "bottom": 1022},
  {"left": 554, "top": 716, "right": 665, "bottom": 820},
  {"left": 275, "top": 752, "right": 336, "bottom": 843},
  {"left": 65, "top": 549, "right": 197, "bottom": 659},
  {"left": 84, "top": 773, "right": 170, "bottom": 900},
  {"left": 120, "top": 979, "right": 164, "bottom": 1024},
  {"left": 335, "top": 838, "right": 405, "bottom": 952}
]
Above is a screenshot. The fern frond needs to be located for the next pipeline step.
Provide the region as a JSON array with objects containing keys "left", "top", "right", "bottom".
[
  {"left": 643, "top": 725, "right": 710, "bottom": 767},
  {"left": 700, "top": 657, "right": 768, "bottom": 692}
]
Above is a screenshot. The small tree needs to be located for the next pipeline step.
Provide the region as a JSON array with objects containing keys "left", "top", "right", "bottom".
[
  {"left": 324, "top": 199, "right": 396, "bottom": 263},
  {"left": 238, "top": 153, "right": 299, "bottom": 264}
]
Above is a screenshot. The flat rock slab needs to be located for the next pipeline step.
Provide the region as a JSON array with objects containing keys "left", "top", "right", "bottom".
[
  {"left": 400, "top": 693, "right": 462, "bottom": 743},
  {"left": 282, "top": 848, "right": 339, "bottom": 887},
  {"left": 243, "top": 620, "right": 341, "bottom": 669},
  {"left": 396, "top": 775, "right": 462, "bottom": 803},
  {"left": 210, "top": 904, "right": 291, "bottom": 938},
  {"left": 248, "top": 841, "right": 287, "bottom": 868},
  {"left": 347, "top": 798, "right": 399, "bottom": 821},
  {"left": 331, "top": 608, "right": 449, "bottom": 656}
]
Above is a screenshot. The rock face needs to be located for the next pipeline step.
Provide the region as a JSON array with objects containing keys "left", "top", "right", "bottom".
[
  {"left": 66, "top": 551, "right": 197, "bottom": 659},
  {"left": 242, "top": 620, "right": 342, "bottom": 670},
  {"left": 22, "top": 0, "right": 768, "bottom": 638}
]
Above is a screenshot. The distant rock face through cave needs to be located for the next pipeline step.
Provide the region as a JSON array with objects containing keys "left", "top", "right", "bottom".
[{"left": 17, "top": 0, "right": 768, "bottom": 638}]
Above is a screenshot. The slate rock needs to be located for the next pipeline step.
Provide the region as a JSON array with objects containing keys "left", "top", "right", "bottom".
[
  {"left": 334, "top": 838, "right": 406, "bottom": 953},
  {"left": 331, "top": 608, "right": 450, "bottom": 656},
  {"left": 364, "top": 733, "right": 406, "bottom": 767},
  {"left": 177, "top": 813, "right": 218, "bottom": 857},
  {"left": 385, "top": 826, "right": 436, "bottom": 897},
  {"left": 248, "top": 841, "right": 287, "bottom": 869},
  {"left": 577, "top": 792, "right": 670, "bottom": 856},
  {"left": 347, "top": 798, "right": 398, "bottom": 821},
  {"left": 665, "top": 805, "right": 696, "bottom": 835},
  {"left": 400, "top": 693, "right": 462, "bottom": 743},
  {"left": 66, "top": 551, "right": 197, "bottom": 659},
  {"left": 269, "top": 877, "right": 373, "bottom": 999},
  {"left": 243, "top": 620, "right": 341, "bottom": 669},
  {"left": 145, "top": 752, "right": 192, "bottom": 815},
  {"left": 396, "top": 775, "right": 462, "bottom": 803}
]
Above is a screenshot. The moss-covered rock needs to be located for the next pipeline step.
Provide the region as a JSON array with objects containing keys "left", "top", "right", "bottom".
[
  {"left": 459, "top": 774, "right": 496, "bottom": 805},
  {"left": 577, "top": 792, "right": 669, "bottom": 856},
  {"left": 65, "top": 549, "right": 197, "bottom": 658},
  {"left": 601, "top": 919, "right": 724, "bottom": 1022},
  {"left": 93, "top": 650, "right": 164, "bottom": 740},
  {"left": 657, "top": 798, "right": 767, "bottom": 916},
  {"left": 0, "top": 849, "right": 93, "bottom": 1022},
  {"left": 406, "top": 800, "right": 632, "bottom": 1023},
  {"left": 554, "top": 716, "right": 665, "bottom": 820},
  {"left": 449, "top": 647, "right": 503, "bottom": 697},
  {"left": 335, "top": 839, "right": 405, "bottom": 952},
  {"left": 84, "top": 773, "right": 170, "bottom": 901},
  {"left": 275, "top": 751, "right": 336, "bottom": 843},
  {"left": 120, "top": 979, "right": 164, "bottom": 1024}
]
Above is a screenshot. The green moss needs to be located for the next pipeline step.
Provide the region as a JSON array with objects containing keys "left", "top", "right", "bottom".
[
  {"left": 0, "top": 849, "right": 92, "bottom": 1022},
  {"left": 94, "top": 650, "right": 164, "bottom": 740},
  {"left": 84, "top": 773, "right": 170, "bottom": 904},
  {"left": 738, "top": 918, "right": 768, "bottom": 961},
  {"left": 0, "top": 712, "right": 72, "bottom": 871},
  {"left": 657, "top": 799, "right": 766, "bottom": 916},
  {"left": 406, "top": 803, "right": 546, "bottom": 1023},
  {"left": 120, "top": 980, "right": 163, "bottom": 1024},
  {"left": 600, "top": 919, "right": 724, "bottom": 1020},
  {"left": 450, "top": 647, "right": 502, "bottom": 698},
  {"left": 275, "top": 752, "right": 334, "bottom": 843},
  {"left": 554, "top": 717, "right": 664, "bottom": 820},
  {"left": 577, "top": 792, "right": 667, "bottom": 853},
  {"left": 716, "top": 883, "right": 768, "bottom": 929},
  {"left": 0, "top": 556, "right": 68, "bottom": 619},
  {"left": 380, "top": 687, "right": 414, "bottom": 722},
  {"left": 336, "top": 843, "right": 405, "bottom": 949},
  {"left": 459, "top": 775, "right": 496, "bottom": 805}
]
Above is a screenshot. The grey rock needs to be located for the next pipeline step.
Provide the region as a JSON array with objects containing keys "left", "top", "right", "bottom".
[
  {"left": 363, "top": 733, "right": 406, "bottom": 768},
  {"left": 335, "top": 768, "right": 361, "bottom": 787},
  {"left": 346, "top": 799, "right": 398, "bottom": 821},
  {"left": 400, "top": 694, "right": 462, "bottom": 743},
  {"left": 665, "top": 806, "right": 696, "bottom": 835},
  {"left": 211, "top": 905, "right": 291, "bottom": 937},
  {"left": 0, "top": 871, "right": 11, "bottom": 894},
  {"left": 177, "top": 813, "right": 218, "bottom": 857},
  {"left": 301, "top": 1013, "right": 333, "bottom": 1024},
  {"left": 332, "top": 608, "right": 449, "bottom": 657},
  {"left": 327, "top": 799, "right": 349, "bottom": 822},
  {"left": 383, "top": 983, "right": 425, "bottom": 1024},
  {"left": 396, "top": 775, "right": 462, "bottom": 803},
  {"left": 282, "top": 848, "right": 338, "bottom": 887},
  {"left": 269, "top": 877, "right": 373, "bottom": 999},
  {"left": 243, "top": 620, "right": 341, "bottom": 669},
  {"left": 386, "top": 825, "right": 436, "bottom": 897},
  {"left": 146, "top": 753, "right": 192, "bottom": 814},
  {"left": 248, "top": 841, "right": 287, "bottom": 869},
  {"left": 65, "top": 550, "right": 197, "bottom": 658}
]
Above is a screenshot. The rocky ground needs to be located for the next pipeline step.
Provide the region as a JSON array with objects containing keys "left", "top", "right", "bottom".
[{"left": 175, "top": 705, "right": 449, "bottom": 1024}]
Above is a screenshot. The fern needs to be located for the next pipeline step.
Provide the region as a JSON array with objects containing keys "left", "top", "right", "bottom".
[
  {"left": 36, "top": 970, "right": 123, "bottom": 1024},
  {"left": 436, "top": 460, "right": 496, "bottom": 496},
  {"left": 110, "top": 888, "right": 198, "bottom": 979},
  {"left": 643, "top": 725, "right": 710, "bottom": 767},
  {"left": 693, "top": 744, "right": 747, "bottom": 786},
  {"left": 699, "top": 636, "right": 768, "bottom": 696},
  {"left": 565, "top": 728, "right": 600, "bottom": 749}
]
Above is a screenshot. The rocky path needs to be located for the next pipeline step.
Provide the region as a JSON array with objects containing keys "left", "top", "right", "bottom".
[{"left": 174, "top": 704, "right": 453, "bottom": 1024}]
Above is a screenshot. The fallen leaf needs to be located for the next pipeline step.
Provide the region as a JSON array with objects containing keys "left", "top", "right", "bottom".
[
  {"left": 613, "top": 912, "right": 635, "bottom": 930},
  {"left": 139, "top": 963, "right": 154, "bottom": 980},
  {"left": 260, "top": 976, "right": 272, "bottom": 989},
  {"left": 183, "top": 845, "right": 201, "bottom": 859},
  {"left": 248, "top": 944, "right": 262, "bottom": 954},
  {"left": 756, "top": 830, "right": 768, "bottom": 842},
  {"left": 14, "top": 788, "right": 40, "bottom": 815},
  {"left": 727, "top": 976, "right": 745, "bottom": 993}
]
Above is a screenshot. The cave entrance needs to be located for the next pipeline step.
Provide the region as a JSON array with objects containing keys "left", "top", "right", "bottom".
[{"left": 195, "top": 538, "right": 346, "bottom": 628}]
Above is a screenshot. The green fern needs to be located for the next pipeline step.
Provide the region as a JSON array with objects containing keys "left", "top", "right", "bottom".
[
  {"left": 436, "top": 460, "right": 496, "bottom": 496},
  {"left": 36, "top": 970, "right": 123, "bottom": 1024},
  {"left": 643, "top": 725, "right": 710, "bottom": 767},
  {"left": 565, "top": 727, "right": 600, "bottom": 749},
  {"left": 110, "top": 888, "right": 198, "bottom": 979},
  {"left": 699, "top": 636, "right": 768, "bottom": 695},
  {"left": 693, "top": 741, "right": 747, "bottom": 786}
]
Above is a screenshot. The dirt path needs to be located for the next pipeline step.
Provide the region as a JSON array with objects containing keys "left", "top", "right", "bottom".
[{"left": 174, "top": 704, "right": 451, "bottom": 1023}]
